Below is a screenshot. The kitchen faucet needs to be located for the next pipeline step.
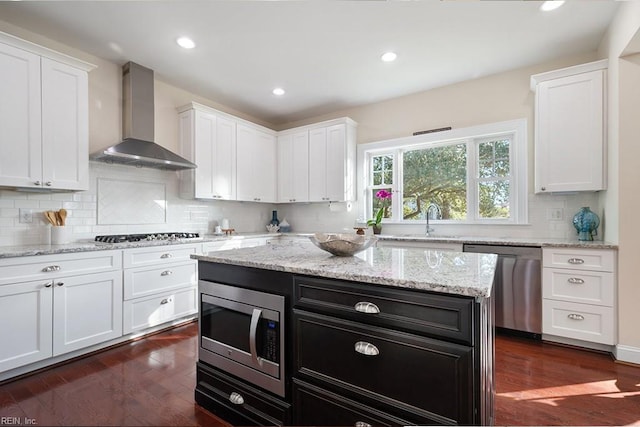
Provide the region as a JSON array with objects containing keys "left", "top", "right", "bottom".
[{"left": 425, "top": 202, "right": 441, "bottom": 236}]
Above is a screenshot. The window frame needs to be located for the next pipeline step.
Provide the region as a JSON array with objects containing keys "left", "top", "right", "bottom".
[{"left": 357, "top": 118, "right": 528, "bottom": 225}]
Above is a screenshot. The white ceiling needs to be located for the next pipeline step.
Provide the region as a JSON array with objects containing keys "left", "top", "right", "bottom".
[{"left": 0, "top": 1, "right": 619, "bottom": 126}]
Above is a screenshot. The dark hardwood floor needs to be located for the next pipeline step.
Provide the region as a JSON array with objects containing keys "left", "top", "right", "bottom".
[{"left": 1, "top": 322, "right": 639, "bottom": 426}]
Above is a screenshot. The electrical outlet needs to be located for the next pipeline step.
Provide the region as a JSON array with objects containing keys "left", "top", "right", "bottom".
[
  {"left": 547, "top": 208, "right": 564, "bottom": 221},
  {"left": 19, "top": 208, "right": 33, "bottom": 224}
]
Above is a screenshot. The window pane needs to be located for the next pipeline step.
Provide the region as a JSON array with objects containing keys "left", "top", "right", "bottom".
[
  {"left": 371, "top": 188, "right": 392, "bottom": 220},
  {"left": 402, "top": 144, "right": 467, "bottom": 220},
  {"left": 371, "top": 154, "right": 393, "bottom": 185},
  {"left": 478, "top": 139, "right": 510, "bottom": 178},
  {"left": 479, "top": 181, "right": 510, "bottom": 219}
]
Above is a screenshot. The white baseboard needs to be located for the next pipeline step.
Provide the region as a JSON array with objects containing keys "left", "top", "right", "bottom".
[{"left": 615, "top": 344, "right": 640, "bottom": 365}]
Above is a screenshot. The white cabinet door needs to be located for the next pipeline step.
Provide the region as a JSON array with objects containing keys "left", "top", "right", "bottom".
[
  {"left": 41, "top": 58, "right": 89, "bottom": 191},
  {"left": 325, "top": 123, "right": 348, "bottom": 201},
  {"left": 0, "top": 280, "right": 53, "bottom": 372},
  {"left": 52, "top": 271, "right": 123, "bottom": 356},
  {"left": 0, "top": 42, "right": 42, "bottom": 188},
  {"left": 192, "top": 109, "right": 217, "bottom": 199},
  {"left": 309, "top": 124, "right": 354, "bottom": 202},
  {"left": 237, "top": 123, "right": 276, "bottom": 202},
  {"left": 278, "top": 131, "right": 309, "bottom": 202},
  {"left": 309, "top": 127, "right": 328, "bottom": 201},
  {"left": 534, "top": 69, "right": 605, "bottom": 193},
  {"left": 180, "top": 108, "right": 237, "bottom": 200},
  {"left": 213, "top": 115, "right": 237, "bottom": 200}
]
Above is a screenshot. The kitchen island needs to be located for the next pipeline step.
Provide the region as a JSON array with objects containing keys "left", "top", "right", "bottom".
[{"left": 193, "top": 240, "right": 497, "bottom": 426}]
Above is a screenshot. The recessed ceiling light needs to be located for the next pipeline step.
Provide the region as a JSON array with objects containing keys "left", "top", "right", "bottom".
[
  {"left": 272, "top": 87, "right": 285, "bottom": 96},
  {"left": 381, "top": 52, "right": 397, "bottom": 62},
  {"left": 540, "top": 1, "right": 565, "bottom": 12},
  {"left": 176, "top": 37, "right": 196, "bottom": 49}
]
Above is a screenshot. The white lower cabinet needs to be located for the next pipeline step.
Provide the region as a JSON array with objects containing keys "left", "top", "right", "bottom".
[
  {"left": 52, "top": 271, "right": 122, "bottom": 356},
  {"left": 0, "top": 280, "right": 53, "bottom": 372},
  {"left": 542, "top": 247, "right": 616, "bottom": 346},
  {"left": 124, "top": 287, "right": 197, "bottom": 334},
  {"left": 0, "top": 250, "right": 123, "bottom": 373},
  {"left": 122, "top": 244, "right": 198, "bottom": 334}
]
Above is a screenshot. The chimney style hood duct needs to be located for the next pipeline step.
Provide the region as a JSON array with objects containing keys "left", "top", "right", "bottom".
[{"left": 90, "top": 62, "right": 196, "bottom": 170}]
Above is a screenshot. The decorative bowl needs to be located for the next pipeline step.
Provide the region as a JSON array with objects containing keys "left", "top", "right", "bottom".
[
  {"left": 309, "top": 233, "right": 377, "bottom": 257},
  {"left": 266, "top": 224, "right": 280, "bottom": 233}
]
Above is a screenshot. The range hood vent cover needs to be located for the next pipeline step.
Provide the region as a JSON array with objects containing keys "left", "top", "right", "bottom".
[{"left": 90, "top": 62, "right": 196, "bottom": 170}]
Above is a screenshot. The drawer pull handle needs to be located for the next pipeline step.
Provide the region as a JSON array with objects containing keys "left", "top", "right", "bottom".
[
  {"left": 160, "top": 253, "right": 172, "bottom": 259},
  {"left": 568, "top": 313, "right": 585, "bottom": 321},
  {"left": 229, "top": 392, "right": 244, "bottom": 405},
  {"left": 355, "top": 422, "right": 372, "bottom": 427},
  {"left": 567, "top": 277, "right": 585, "bottom": 284},
  {"left": 56, "top": 282, "right": 64, "bottom": 287},
  {"left": 568, "top": 258, "right": 585, "bottom": 265},
  {"left": 44, "top": 281, "right": 53, "bottom": 288},
  {"left": 355, "top": 341, "right": 379, "bottom": 356},
  {"left": 42, "top": 265, "right": 61, "bottom": 272},
  {"left": 161, "top": 270, "right": 173, "bottom": 276},
  {"left": 354, "top": 302, "right": 380, "bottom": 314},
  {"left": 160, "top": 298, "right": 171, "bottom": 305}
]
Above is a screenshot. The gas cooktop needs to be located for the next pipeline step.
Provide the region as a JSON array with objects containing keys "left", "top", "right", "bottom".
[{"left": 94, "top": 232, "right": 200, "bottom": 244}]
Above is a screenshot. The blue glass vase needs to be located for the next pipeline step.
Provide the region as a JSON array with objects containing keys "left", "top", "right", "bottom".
[
  {"left": 572, "top": 207, "right": 600, "bottom": 241},
  {"left": 270, "top": 210, "right": 280, "bottom": 226}
]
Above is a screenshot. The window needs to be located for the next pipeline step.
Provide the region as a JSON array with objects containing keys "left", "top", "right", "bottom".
[{"left": 359, "top": 119, "right": 527, "bottom": 225}]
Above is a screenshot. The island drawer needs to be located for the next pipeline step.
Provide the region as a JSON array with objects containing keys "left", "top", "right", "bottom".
[
  {"left": 294, "top": 310, "right": 473, "bottom": 425},
  {"left": 293, "top": 379, "right": 418, "bottom": 426},
  {"left": 293, "top": 275, "right": 474, "bottom": 344},
  {"left": 196, "top": 362, "right": 291, "bottom": 426}
]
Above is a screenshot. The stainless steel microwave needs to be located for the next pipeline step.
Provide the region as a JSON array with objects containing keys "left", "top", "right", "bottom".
[{"left": 198, "top": 280, "right": 285, "bottom": 397}]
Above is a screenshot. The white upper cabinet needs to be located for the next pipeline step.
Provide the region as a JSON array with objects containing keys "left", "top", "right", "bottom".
[
  {"left": 0, "top": 33, "right": 94, "bottom": 191},
  {"left": 308, "top": 120, "right": 357, "bottom": 202},
  {"left": 236, "top": 123, "right": 277, "bottom": 202},
  {"left": 179, "top": 104, "right": 237, "bottom": 200},
  {"left": 531, "top": 60, "right": 607, "bottom": 193},
  {"left": 277, "top": 131, "right": 309, "bottom": 203}
]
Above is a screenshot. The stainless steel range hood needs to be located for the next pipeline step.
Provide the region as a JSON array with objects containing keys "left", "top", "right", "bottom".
[{"left": 90, "top": 62, "right": 196, "bottom": 170}]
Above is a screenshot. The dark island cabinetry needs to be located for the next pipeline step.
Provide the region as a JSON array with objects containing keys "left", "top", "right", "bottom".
[
  {"left": 195, "top": 261, "right": 494, "bottom": 426},
  {"left": 292, "top": 276, "right": 494, "bottom": 426}
]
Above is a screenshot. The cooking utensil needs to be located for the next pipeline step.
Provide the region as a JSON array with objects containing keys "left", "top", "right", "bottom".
[
  {"left": 44, "top": 211, "right": 57, "bottom": 225},
  {"left": 58, "top": 209, "right": 67, "bottom": 226}
]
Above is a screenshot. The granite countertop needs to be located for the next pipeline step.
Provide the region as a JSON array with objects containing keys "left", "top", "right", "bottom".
[
  {"left": 193, "top": 240, "right": 498, "bottom": 298},
  {"left": 374, "top": 234, "right": 618, "bottom": 249},
  {"left": 0, "top": 232, "right": 277, "bottom": 259},
  {"left": 0, "top": 231, "right": 616, "bottom": 259}
]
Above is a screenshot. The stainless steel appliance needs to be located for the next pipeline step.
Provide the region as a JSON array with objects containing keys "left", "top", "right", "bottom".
[
  {"left": 463, "top": 244, "right": 542, "bottom": 337},
  {"left": 198, "top": 280, "right": 285, "bottom": 397}
]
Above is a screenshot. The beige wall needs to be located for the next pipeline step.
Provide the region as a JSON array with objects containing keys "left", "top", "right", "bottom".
[
  {"left": 597, "top": 1, "right": 640, "bottom": 354},
  {"left": 280, "top": 52, "right": 597, "bottom": 196}
]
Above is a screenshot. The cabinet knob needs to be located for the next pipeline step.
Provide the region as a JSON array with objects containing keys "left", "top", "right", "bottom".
[
  {"left": 160, "top": 298, "right": 171, "bottom": 305},
  {"left": 44, "top": 281, "right": 53, "bottom": 288},
  {"left": 45, "top": 181, "right": 52, "bottom": 186},
  {"left": 354, "top": 302, "right": 380, "bottom": 314},
  {"left": 567, "top": 258, "right": 584, "bottom": 265},
  {"left": 160, "top": 253, "right": 173, "bottom": 259},
  {"left": 34, "top": 181, "right": 41, "bottom": 186},
  {"left": 355, "top": 422, "right": 372, "bottom": 427},
  {"left": 56, "top": 282, "right": 64, "bottom": 287},
  {"left": 42, "top": 265, "right": 61, "bottom": 272},
  {"left": 567, "top": 313, "right": 585, "bottom": 321},
  {"left": 567, "top": 277, "right": 585, "bottom": 284},
  {"left": 541, "top": 186, "right": 546, "bottom": 191},
  {"left": 229, "top": 392, "right": 245, "bottom": 405},
  {"left": 161, "top": 270, "right": 173, "bottom": 276},
  {"left": 354, "top": 341, "right": 379, "bottom": 356}
]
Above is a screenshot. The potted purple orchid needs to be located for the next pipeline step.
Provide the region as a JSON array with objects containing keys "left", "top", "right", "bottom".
[{"left": 366, "top": 189, "right": 392, "bottom": 234}]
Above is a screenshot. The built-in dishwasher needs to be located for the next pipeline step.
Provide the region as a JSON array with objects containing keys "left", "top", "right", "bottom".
[{"left": 463, "top": 244, "right": 542, "bottom": 338}]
